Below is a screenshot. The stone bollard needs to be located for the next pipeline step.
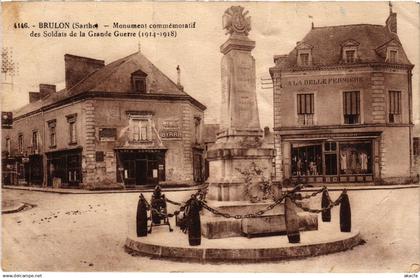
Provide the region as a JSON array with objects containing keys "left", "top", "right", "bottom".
[
  {"left": 285, "top": 196, "right": 300, "bottom": 243},
  {"left": 321, "top": 189, "right": 331, "bottom": 222},
  {"left": 339, "top": 190, "right": 351, "bottom": 232},
  {"left": 187, "top": 196, "right": 202, "bottom": 246},
  {"left": 136, "top": 194, "right": 148, "bottom": 237}
]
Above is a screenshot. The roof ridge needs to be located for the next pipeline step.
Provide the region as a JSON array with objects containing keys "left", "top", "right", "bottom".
[{"left": 313, "top": 23, "right": 384, "bottom": 29}]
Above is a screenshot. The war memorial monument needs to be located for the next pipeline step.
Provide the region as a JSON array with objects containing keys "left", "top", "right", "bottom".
[{"left": 125, "top": 6, "right": 362, "bottom": 261}]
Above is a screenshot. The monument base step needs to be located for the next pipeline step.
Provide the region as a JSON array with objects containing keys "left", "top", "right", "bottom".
[{"left": 201, "top": 212, "right": 318, "bottom": 239}]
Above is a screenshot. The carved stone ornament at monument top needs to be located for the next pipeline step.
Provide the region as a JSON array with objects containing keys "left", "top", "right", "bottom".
[{"left": 222, "top": 6, "right": 251, "bottom": 36}]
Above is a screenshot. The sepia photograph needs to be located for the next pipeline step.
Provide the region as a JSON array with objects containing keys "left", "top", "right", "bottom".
[{"left": 1, "top": 1, "right": 419, "bottom": 276}]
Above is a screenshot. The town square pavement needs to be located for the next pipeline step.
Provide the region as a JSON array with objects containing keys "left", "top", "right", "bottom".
[{"left": 1, "top": 186, "right": 419, "bottom": 272}]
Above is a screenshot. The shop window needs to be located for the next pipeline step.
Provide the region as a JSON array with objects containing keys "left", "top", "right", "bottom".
[
  {"left": 67, "top": 154, "right": 81, "bottom": 185},
  {"left": 343, "top": 91, "right": 360, "bottom": 124},
  {"left": 18, "top": 134, "right": 23, "bottom": 153},
  {"left": 297, "top": 93, "right": 314, "bottom": 126},
  {"left": 291, "top": 143, "right": 322, "bottom": 177},
  {"left": 123, "top": 160, "right": 136, "bottom": 180},
  {"left": 48, "top": 120, "right": 56, "bottom": 148},
  {"left": 389, "top": 90, "right": 401, "bottom": 123},
  {"left": 66, "top": 114, "right": 77, "bottom": 145},
  {"left": 339, "top": 142, "right": 372, "bottom": 175}
]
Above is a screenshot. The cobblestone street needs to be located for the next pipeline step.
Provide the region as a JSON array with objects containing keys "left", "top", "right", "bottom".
[{"left": 2, "top": 187, "right": 419, "bottom": 272}]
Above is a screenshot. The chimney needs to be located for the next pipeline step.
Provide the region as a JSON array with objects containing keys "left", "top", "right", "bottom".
[
  {"left": 29, "top": 92, "right": 41, "bottom": 103},
  {"left": 176, "top": 65, "right": 184, "bottom": 91},
  {"left": 39, "top": 84, "right": 56, "bottom": 97},
  {"left": 386, "top": 3, "right": 397, "bottom": 33},
  {"left": 64, "top": 54, "right": 105, "bottom": 90}
]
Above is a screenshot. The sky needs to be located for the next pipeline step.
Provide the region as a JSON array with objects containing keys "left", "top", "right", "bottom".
[{"left": 1, "top": 1, "right": 419, "bottom": 129}]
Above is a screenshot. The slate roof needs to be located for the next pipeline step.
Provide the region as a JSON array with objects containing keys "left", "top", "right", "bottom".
[
  {"left": 14, "top": 51, "right": 204, "bottom": 118},
  {"left": 275, "top": 23, "right": 412, "bottom": 69}
]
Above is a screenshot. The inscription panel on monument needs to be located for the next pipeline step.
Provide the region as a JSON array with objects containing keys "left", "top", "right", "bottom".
[{"left": 233, "top": 52, "right": 259, "bottom": 129}]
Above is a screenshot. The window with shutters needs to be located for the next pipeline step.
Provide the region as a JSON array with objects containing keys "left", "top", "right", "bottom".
[
  {"left": 66, "top": 114, "right": 77, "bottom": 145},
  {"left": 297, "top": 93, "right": 314, "bottom": 126},
  {"left": 48, "top": 120, "right": 57, "bottom": 148},
  {"left": 389, "top": 90, "right": 401, "bottom": 123},
  {"left": 343, "top": 91, "right": 360, "bottom": 124},
  {"left": 5, "top": 137, "right": 10, "bottom": 154},
  {"left": 18, "top": 134, "right": 23, "bottom": 153},
  {"left": 128, "top": 115, "right": 153, "bottom": 143},
  {"left": 32, "top": 130, "right": 39, "bottom": 153}
]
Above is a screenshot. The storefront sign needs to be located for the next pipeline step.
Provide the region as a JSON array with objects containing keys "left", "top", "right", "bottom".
[
  {"left": 117, "top": 149, "right": 162, "bottom": 153},
  {"left": 285, "top": 76, "right": 364, "bottom": 87},
  {"left": 99, "top": 128, "right": 117, "bottom": 141},
  {"left": 1, "top": 112, "right": 13, "bottom": 129},
  {"left": 159, "top": 118, "right": 181, "bottom": 139},
  {"left": 160, "top": 130, "right": 182, "bottom": 138}
]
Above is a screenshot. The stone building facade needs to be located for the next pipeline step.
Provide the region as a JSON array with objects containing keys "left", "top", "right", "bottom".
[
  {"left": 2, "top": 52, "right": 206, "bottom": 189},
  {"left": 270, "top": 10, "right": 416, "bottom": 185}
]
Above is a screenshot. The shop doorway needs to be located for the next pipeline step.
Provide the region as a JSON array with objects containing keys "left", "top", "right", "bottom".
[
  {"left": 135, "top": 159, "right": 148, "bottom": 185},
  {"left": 116, "top": 149, "right": 166, "bottom": 187},
  {"left": 46, "top": 148, "right": 82, "bottom": 187}
]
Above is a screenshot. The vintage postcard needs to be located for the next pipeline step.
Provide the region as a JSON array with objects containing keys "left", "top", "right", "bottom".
[{"left": 1, "top": 1, "right": 419, "bottom": 276}]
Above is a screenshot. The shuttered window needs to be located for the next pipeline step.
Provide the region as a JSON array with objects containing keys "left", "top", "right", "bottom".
[
  {"left": 389, "top": 90, "right": 401, "bottom": 123},
  {"left": 297, "top": 94, "right": 314, "bottom": 115},
  {"left": 343, "top": 91, "right": 360, "bottom": 124}
]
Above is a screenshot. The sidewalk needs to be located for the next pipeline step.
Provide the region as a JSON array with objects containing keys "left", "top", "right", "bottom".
[
  {"left": 2, "top": 184, "right": 205, "bottom": 194},
  {"left": 2, "top": 183, "right": 418, "bottom": 194}
]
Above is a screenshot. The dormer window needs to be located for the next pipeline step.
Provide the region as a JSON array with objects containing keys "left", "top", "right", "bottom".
[
  {"left": 345, "top": 50, "right": 356, "bottom": 63},
  {"left": 131, "top": 70, "right": 148, "bottom": 93},
  {"left": 387, "top": 49, "right": 398, "bottom": 63},
  {"left": 299, "top": 53, "right": 309, "bottom": 66},
  {"left": 341, "top": 39, "right": 360, "bottom": 64},
  {"left": 376, "top": 39, "right": 401, "bottom": 64},
  {"left": 296, "top": 42, "right": 313, "bottom": 67}
]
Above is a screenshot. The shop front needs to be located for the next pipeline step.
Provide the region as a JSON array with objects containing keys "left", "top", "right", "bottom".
[
  {"left": 285, "top": 132, "right": 381, "bottom": 184},
  {"left": 46, "top": 148, "right": 82, "bottom": 187},
  {"left": 115, "top": 148, "right": 166, "bottom": 187}
]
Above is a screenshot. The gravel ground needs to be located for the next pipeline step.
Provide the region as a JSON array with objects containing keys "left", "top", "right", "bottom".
[{"left": 1, "top": 187, "right": 419, "bottom": 272}]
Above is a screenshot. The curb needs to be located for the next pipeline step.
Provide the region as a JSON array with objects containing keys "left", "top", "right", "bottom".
[
  {"left": 125, "top": 232, "right": 363, "bottom": 263},
  {"left": 2, "top": 202, "right": 26, "bottom": 214},
  {"left": 2, "top": 185, "right": 205, "bottom": 195}
]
